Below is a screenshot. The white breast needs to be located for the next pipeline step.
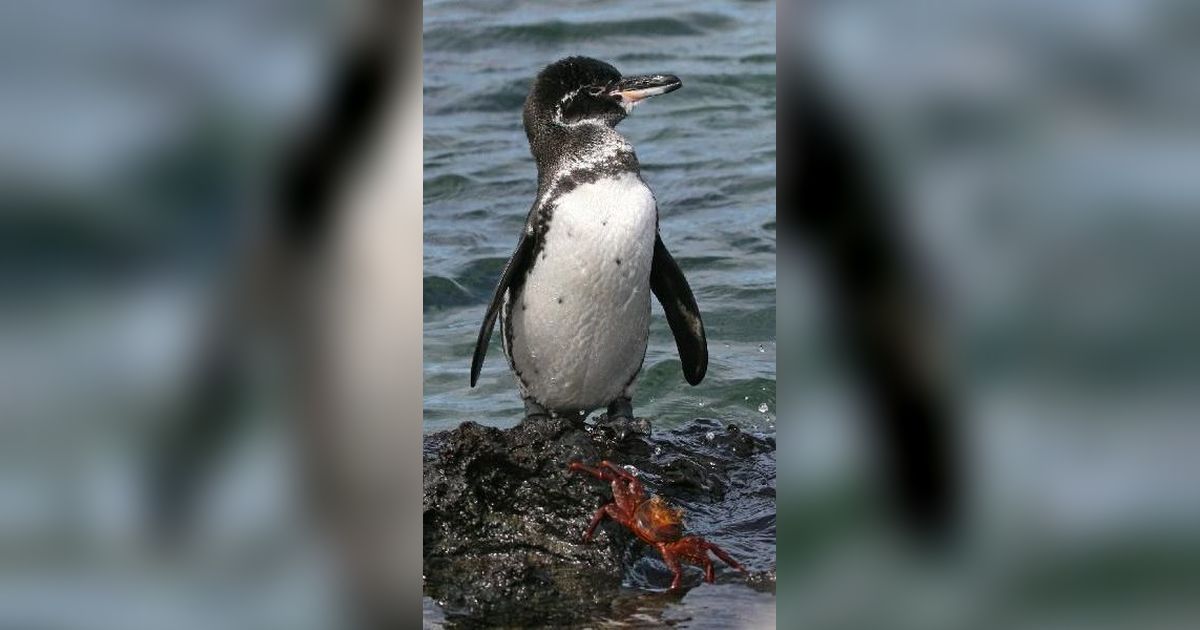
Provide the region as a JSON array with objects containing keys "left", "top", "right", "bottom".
[{"left": 504, "top": 172, "right": 657, "bottom": 412}]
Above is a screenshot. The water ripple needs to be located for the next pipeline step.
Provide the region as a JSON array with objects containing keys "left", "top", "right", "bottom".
[{"left": 426, "top": 13, "right": 739, "bottom": 52}]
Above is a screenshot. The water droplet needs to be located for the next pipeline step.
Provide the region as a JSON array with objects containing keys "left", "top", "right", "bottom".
[
  {"left": 758, "top": 402, "right": 769, "bottom": 413},
  {"left": 653, "top": 446, "right": 662, "bottom": 456},
  {"left": 705, "top": 431, "right": 715, "bottom": 441},
  {"left": 623, "top": 465, "right": 639, "bottom": 476},
  {"left": 758, "top": 344, "right": 765, "bottom": 353},
  {"left": 698, "top": 401, "right": 705, "bottom": 407},
  {"left": 744, "top": 396, "right": 750, "bottom": 401}
]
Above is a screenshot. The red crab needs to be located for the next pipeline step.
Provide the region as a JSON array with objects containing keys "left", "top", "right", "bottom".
[{"left": 568, "top": 460, "right": 747, "bottom": 589}]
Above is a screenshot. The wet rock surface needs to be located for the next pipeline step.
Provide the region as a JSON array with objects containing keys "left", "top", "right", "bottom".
[{"left": 423, "top": 416, "right": 776, "bottom": 626}]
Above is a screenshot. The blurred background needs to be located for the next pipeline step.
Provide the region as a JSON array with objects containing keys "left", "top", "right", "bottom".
[
  {"left": 1, "top": 0, "right": 423, "bottom": 628},
  {"left": 2, "top": 0, "right": 1199, "bottom": 628},
  {"left": 779, "top": 0, "right": 1200, "bottom": 628}
]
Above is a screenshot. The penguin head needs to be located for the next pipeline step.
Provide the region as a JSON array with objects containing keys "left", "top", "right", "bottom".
[{"left": 524, "top": 56, "right": 681, "bottom": 135}]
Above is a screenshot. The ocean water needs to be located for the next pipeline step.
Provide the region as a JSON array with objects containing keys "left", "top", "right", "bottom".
[{"left": 422, "top": 0, "right": 777, "bottom": 434}]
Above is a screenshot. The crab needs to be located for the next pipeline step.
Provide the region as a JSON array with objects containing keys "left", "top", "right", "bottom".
[{"left": 568, "top": 460, "right": 747, "bottom": 589}]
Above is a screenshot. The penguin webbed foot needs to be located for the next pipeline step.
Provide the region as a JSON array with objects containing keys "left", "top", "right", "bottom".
[
  {"left": 595, "top": 398, "right": 651, "bottom": 439},
  {"left": 606, "top": 397, "right": 633, "bottom": 421},
  {"left": 521, "top": 399, "right": 589, "bottom": 425},
  {"left": 522, "top": 398, "right": 552, "bottom": 423}
]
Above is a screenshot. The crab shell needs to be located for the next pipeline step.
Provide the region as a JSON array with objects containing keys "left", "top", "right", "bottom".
[{"left": 634, "top": 495, "right": 685, "bottom": 542}]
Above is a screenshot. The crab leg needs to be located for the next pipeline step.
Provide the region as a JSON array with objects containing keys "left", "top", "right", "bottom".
[
  {"left": 704, "top": 541, "right": 747, "bottom": 574},
  {"left": 599, "top": 460, "right": 637, "bottom": 481},
  {"left": 569, "top": 461, "right": 645, "bottom": 494},
  {"left": 598, "top": 460, "right": 645, "bottom": 495},
  {"left": 657, "top": 542, "right": 685, "bottom": 590},
  {"left": 582, "top": 503, "right": 613, "bottom": 542},
  {"left": 568, "top": 461, "right": 617, "bottom": 481}
]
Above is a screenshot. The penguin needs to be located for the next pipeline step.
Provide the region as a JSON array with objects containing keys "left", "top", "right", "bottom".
[{"left": 471, "top": 56, "right": 707, "bottom": 422}]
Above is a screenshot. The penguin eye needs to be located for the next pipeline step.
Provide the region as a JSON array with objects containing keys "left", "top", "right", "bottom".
[{"left": 586, "top": 85, "right": 605, "bottom": 97}]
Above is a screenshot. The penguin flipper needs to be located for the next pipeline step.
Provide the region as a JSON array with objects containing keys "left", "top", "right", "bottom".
[
  {"left": 471, "top": 229, "right": 534, "bottom": 387},
  {"left": 650, "top": 233, "right": 708, "bottom": 385}
]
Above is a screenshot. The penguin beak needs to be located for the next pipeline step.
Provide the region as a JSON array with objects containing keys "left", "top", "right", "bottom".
[{"left": 610, "top": 74, "right": 682, "bottom": 110}]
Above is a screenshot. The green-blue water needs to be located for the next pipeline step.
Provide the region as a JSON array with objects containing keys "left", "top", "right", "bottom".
[{"left": 422, "top": 0, "right": 777, "bottom": 436}]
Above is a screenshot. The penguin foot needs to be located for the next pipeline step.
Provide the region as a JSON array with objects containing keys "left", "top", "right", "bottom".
[
  {"left": 596, "top": 398, "right": 651, "bottom": 439},
  {"left": 523, "top": 398, "right": 551, "bottom": 422},
  {"left": 606, "top": 397, "right": 634, "bottom": 422}
]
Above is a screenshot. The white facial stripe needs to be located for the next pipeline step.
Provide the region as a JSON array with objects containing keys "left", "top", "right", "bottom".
[
  {"left": 553, "top": 87, "right": 584, "bottom": 124},
  {"left": 560, "top": 88, "right": 579, "bottom": 104}
]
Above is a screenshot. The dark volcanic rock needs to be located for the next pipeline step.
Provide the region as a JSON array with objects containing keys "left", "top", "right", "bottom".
[{"left": 423, "top": 416, "right": 776, "bottom": 626}]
